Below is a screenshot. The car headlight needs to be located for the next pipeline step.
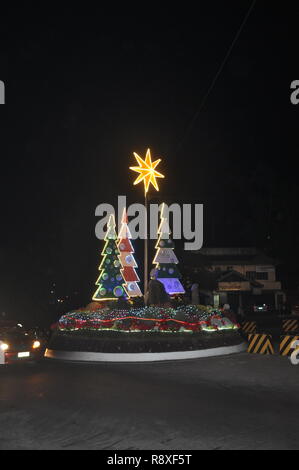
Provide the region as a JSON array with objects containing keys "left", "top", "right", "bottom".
[
  {"left": 0, "top": 343, "right": 9, "bottom": 351},
  {"left": 32, "top": 341, "right": 41, "bottom": 349}
]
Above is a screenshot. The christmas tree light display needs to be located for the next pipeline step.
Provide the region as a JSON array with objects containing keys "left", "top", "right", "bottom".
[
  {"left": 118, "top": 209, "right": 142, "bottom": 298},
  {"left": 153, "top": 204, "right": 185, "bottom": 295},
  {"left": 48, "top": 150, "right": 246, "bottom": 362},
  {"left": 92, "top": 214, "right": 126, "bottom": 301},
  {"left": 48, "top": 150, "right": 243, "bottom": 365}
]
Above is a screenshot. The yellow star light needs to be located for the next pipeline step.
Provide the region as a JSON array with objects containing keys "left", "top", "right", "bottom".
[{"left": 130, "top": 148, "right": 165, "bottom": 194}]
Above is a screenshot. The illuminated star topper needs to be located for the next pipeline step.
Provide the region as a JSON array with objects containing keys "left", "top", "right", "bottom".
[{"left": 130, "top": 148, "right": 165, "bottom": 194}]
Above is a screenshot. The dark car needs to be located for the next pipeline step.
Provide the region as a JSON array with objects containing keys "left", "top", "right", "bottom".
[{"left": 0, "top": 321, "right": 45, "bottom": 365}]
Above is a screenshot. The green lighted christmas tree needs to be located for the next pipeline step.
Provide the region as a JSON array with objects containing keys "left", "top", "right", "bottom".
[
  {"left": 153, "top": 204, "right": 185, "bottom": 295},
  {"left": 92, "top": 214, "right": 126, "bottom": 301}
]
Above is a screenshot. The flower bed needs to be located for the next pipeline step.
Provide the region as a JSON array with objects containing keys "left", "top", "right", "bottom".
[{"left": 58, "top": 305, "right": 239, "bottom": 334}]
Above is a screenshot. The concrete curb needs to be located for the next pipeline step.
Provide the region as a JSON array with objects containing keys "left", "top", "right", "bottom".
[{"left": 45, "top": 342, "right": 247, "bottom": 363}]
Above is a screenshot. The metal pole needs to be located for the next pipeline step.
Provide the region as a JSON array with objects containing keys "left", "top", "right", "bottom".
[{"left": 144, "top": 191, "right": 148, "bottom": 297}]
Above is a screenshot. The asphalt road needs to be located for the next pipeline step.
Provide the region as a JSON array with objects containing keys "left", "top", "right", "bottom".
[{"left": 0, "top": 353, "right": 298, "bottom": 450}]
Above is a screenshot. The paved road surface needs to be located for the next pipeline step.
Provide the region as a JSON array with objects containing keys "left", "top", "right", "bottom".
[{"left": 0, "top": 353, "right": 298, "bottom": 449}]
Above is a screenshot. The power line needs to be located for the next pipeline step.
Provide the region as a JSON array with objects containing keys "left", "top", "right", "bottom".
[{"left": 175, "top": 0, "right": 257, "bottom": 154}]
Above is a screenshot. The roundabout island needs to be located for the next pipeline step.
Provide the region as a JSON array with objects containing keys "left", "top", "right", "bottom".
[{"left": 45, "top": 150, "right": 246, "bottom": 363}]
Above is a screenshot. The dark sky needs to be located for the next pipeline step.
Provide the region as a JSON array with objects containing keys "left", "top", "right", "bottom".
[{"left": 0, "top": 3, "right": 298, "bottom": 322}]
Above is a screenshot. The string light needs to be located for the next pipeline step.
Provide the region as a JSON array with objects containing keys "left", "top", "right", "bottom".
[{"left": 58, "top": 305, "right": 238, "bottom": 333}]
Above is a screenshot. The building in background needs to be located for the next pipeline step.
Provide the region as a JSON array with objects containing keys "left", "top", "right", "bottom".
[{"left": 184, "top": 247, "right": 285, "bottom": 313}]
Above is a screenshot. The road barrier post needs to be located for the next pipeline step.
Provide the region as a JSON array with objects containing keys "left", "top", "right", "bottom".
[{"left": 247, "top": 334, "right": 274, "bottom": 355}]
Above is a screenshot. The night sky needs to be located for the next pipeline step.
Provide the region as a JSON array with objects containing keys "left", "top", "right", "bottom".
[{"left": 0, "top": 3, "right": 298, "bottom": 324}]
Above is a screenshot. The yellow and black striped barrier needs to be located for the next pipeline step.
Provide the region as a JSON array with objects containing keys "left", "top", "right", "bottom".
[
  {"left": 282, "top": 319, "right": 299, "bottom": 333},
  {"left": 247, "top": 334, "right": 274, "bottom": 355},
  {"left": 279, "top": 335, "right": 299, "bottom": 356},
  {"left": 241, "top": 321, "right": 257, "bottom": 334}
]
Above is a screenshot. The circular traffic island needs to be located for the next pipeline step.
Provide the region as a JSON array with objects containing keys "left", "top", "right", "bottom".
[{"left": 45, "top": 304, "right": 246, "bottom": 363}]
